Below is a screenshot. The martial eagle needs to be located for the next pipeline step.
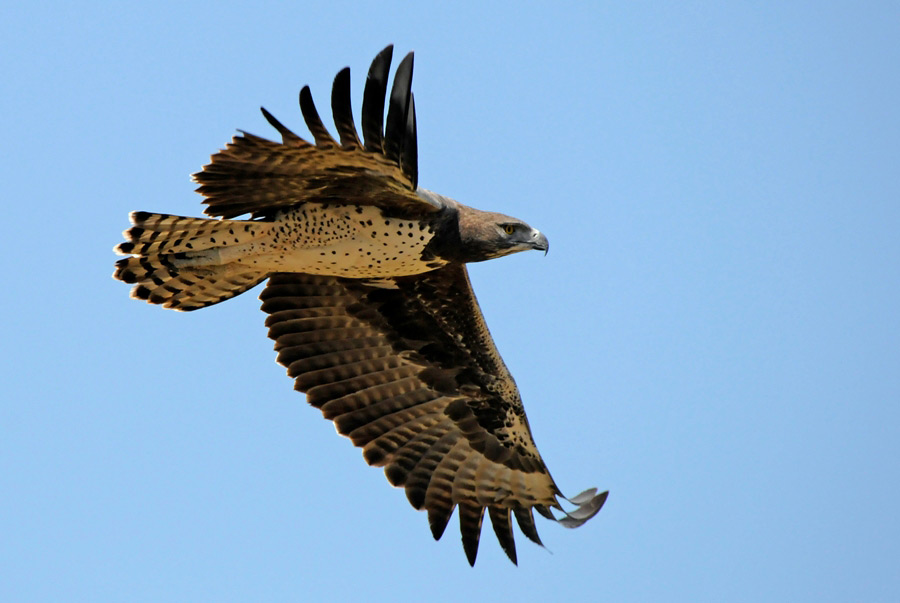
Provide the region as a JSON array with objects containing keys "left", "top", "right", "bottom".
[{"left": 114, "top": 45, "right": 607, "bottom": 565}]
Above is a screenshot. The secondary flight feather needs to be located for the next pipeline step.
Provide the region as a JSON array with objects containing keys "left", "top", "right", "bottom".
[{"left": 113, "top": 45, "right": 607, "bottom": 565}]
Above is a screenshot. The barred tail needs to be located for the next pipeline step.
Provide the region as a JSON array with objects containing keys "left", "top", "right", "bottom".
[{"left": 113, "top": 211, "right": 269, "bottom": 311}]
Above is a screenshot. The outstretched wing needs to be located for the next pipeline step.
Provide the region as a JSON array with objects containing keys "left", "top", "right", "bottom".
[
  {"left": 195, "top": 45, "right": 439, "bottom": 220},
  {"left": 261, "top": 265, "right": 607, "bottom": 565}
]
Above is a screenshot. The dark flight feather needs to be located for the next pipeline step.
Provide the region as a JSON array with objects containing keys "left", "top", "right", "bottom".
[
  {"left": 299, "top": 86, "right": 336, "bottom": 147},
  {"left": 428, "top": 507, "right": 454, "bottom": 541},
  {"left": 489, "top": 506, "right": 518, "bottom": 565},
  {"left": 383, "top": 52, "right": 414, "bottom": 165},
  {"left": 331, "top": 67, "right": 361, "bottom": 148},
  {"left": 362, "top": 44, "right": 393, "bottom": 152},
  {"left": 514, "top": 507, "right": 544, "bottom": 547},
  {"left": 459, "top": 504, "right": 486, "bottom": 566},
  {"left": 401, "top": 93, "right": 418, "bottom": 189},
  {"left": 261, "top": 265, "right": 607, "bottom": 564}
]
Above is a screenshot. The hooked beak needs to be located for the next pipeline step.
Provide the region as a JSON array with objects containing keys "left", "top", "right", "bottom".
[{"left": 530, "top": 230, "right": 549, "bottom": 255}]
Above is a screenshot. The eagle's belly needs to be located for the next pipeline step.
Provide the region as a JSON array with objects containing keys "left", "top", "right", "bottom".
[{"left": 229, "top": 203, "right": 445, "bottom": 278}]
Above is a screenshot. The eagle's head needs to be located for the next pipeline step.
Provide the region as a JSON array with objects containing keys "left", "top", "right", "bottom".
[{"left": 456, "top": 207, "right": 549, "bottom": 262}]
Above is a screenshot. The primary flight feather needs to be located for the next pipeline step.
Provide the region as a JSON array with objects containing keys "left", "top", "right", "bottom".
[{"left": 113, "top": 45, "right": 607, "bottom": 565}]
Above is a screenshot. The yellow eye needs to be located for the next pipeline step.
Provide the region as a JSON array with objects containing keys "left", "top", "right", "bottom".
[{"left": 503, "top": 224, "right": 516, "bottom": 235}]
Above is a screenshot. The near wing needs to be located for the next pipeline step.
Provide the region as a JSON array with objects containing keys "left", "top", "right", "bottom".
[
  {"left": 194, "top": 45, "right": 439, "bottom": 220},
  {"left": 261, "top": 265, "right": 608, "bottom": 565}
]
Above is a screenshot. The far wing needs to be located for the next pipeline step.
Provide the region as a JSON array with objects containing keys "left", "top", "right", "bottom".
[
  {"left": 195, "top": 45, "right": 439, "bottom": 220},
  {"left": 261, "top": 265, "right": 607, "bottom": 565}
]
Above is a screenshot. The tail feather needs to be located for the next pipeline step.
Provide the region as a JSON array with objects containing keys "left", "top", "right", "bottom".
[
  {"left": 115, "top": 211, "right": 268, "bottom": 256},
  {"left": 114, "top": 255, "right": 267, "bottom": 311},
  {"left": 113, "top": 211, "right": 269, "bottom": 311}
]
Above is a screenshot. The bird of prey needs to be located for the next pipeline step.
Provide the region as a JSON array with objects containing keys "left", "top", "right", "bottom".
[{"left": 113, "top": 45, "right": 607, "bottom": 565}]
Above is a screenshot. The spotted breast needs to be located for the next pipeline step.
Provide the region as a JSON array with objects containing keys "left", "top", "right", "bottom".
[{"left": 237, "top": 202, "right": 447, "bottom": 277}]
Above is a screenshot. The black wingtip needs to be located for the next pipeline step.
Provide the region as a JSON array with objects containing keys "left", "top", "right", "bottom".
[
  {"left": 383, "top": 51, "right": 414, "bottom": 164},
  {"left": 331, "top": 66, "right": 361, "bottom": 148},
  {"left": 458, "top": 504, "right": 485, "bottom": 567},
  {"left": 428, "top": 507, "right": 453, "bottom": 541},
  {"left": 401, "top": 92, "right": 418, "bottom": 189},
  {"left": 488, "top": 506, "right": 518, "bottom": 565},
  {"left": 299, "top": 85, "right": 336, "bottom": 147},
  {"left": 362, "top": 45, "right": 394, "bottom": 153},
  {"left": 513, "top": 507, "right": 544, "bottom": 548}
]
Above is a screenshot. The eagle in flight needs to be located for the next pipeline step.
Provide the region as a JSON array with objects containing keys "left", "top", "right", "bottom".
[{"left": 114, "top": 45, "right": 607, "bottom": 565}]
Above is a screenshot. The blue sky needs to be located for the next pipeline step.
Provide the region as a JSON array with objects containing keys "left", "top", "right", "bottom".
[{"left": 2, "top": 2, "right": 898, "bottom": 601}]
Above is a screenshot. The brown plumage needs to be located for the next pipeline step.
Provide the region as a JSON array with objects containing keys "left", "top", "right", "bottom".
[{"left": 113, "top": 45, "right": 607, "bottom": 565}]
